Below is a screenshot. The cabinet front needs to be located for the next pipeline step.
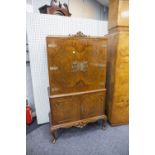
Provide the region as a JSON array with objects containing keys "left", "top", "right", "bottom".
[{"left": 47, "top": 37, "right": 107, "bottom": 95}]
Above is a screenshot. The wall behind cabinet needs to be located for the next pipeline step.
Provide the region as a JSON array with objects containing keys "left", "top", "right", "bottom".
[{"left": 26, "top": 13, "right": 108, "bottom": 124}]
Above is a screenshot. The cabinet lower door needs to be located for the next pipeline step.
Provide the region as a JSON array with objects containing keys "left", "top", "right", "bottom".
[
  {"left": 50, "top": 96, "right": 80, "bottom": 125},
  {"left": 80, "top": 92, "right": 105, "bottom": 119}
]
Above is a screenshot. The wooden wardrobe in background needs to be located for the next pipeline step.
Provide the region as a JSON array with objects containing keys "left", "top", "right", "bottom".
[{"left": 106, "top": 0, "right": 129, "bottom": 125}]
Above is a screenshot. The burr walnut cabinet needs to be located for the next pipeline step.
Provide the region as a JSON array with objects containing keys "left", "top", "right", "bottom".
[
  {"left": 46, "top": 32, "right": 107, "bottom": 143},
  {"left": 106, "top": 0, "right": 129, "bottom": 125}
]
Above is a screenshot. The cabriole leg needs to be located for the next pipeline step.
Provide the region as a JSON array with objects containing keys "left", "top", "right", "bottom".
[
  {"left": 51, "top": 130, "right": 57, "bottom": 144},
  {"left": 102, "top": 117, "right": 107, "bottom": 130}
]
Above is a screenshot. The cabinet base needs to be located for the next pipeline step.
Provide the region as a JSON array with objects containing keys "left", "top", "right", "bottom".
[{"left": 49, "top": 114, "right": 107, "bottom": 144}]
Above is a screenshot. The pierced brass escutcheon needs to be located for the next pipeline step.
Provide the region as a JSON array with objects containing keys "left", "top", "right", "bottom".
[{"left": 72, "top": 61, "right": 88, "bottom": 72}]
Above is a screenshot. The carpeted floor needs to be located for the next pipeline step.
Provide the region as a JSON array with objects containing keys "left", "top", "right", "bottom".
[
  {"left": 26, "top": 117, "right": 41, "bottom": 134},
  {"left": 26, "top": 121, "right": 129, "bottom": 155}
]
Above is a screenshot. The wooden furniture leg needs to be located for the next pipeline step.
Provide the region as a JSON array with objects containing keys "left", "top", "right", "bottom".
[
  {"left": 49, "top": 112, "right": 56, "bottom": 144},
  {"left": 51, "top": 129, "right": 57, "bottom": 144},
  {"left": 102, "top": 117, "right": 107, "bottom": 130}
]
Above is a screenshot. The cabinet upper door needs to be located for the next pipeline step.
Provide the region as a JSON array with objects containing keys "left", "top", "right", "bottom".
[{"left": 47, "top": 37, "right": 107, "bottom": 95}]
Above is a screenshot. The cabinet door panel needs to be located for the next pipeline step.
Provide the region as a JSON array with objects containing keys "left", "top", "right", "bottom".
[
  {"left": 80, "top": 39, "right": 107, "bottom": 90},
  {"left": 80, "top": 92, "right": 105, "bottom": 119},
  {"left": 47, "top": 38, "right": 81, "bottom": 95},
  {"left": 50, "top": 96, "right": 80, "bottom": 125}
]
